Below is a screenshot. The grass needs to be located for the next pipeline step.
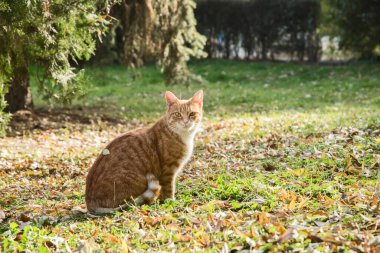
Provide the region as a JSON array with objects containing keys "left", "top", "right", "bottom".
[
  {"left": 1, "top": 60, "right": 380, "bottom": 252},
  {"left": 31, "top": 60, "right": 380, "bottom": 119}
]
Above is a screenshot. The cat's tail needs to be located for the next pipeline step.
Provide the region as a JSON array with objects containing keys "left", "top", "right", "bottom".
[
  {"left": 135, "top": 173, "right": 162, "bottom": 205},
  {"left": 89, "top": 173, "right": 161, "bottom": 214}
]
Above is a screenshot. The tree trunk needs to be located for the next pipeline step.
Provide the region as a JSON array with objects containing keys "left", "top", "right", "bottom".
[
  {"left": 5, "top": 65, "right": 33, "bottom": 113},
  {"left": 225, "top": 33, "right": 231, "bottom": 59},
  {"left": 261, "top": 40, "right": 267, "bottom": 60}
]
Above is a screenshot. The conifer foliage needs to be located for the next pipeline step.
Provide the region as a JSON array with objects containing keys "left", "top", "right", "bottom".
[
  {"left": 0, "top": 0, "right": 206, "bottom": 135},
  {"left": 0, "top": 0, "right": 113, "bottom": 125},
  {"left": 121, "top": 0, "right": 207, "bottom": 84}
]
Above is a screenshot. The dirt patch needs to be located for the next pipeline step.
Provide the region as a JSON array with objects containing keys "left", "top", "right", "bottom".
[{"left": 5, "top": 107, "right": 126, "bottom": 137}]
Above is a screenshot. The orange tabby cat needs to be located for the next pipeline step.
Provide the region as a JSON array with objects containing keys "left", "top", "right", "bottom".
[{"left": 85, "top": 90, "right": 203, "bottom": 213}]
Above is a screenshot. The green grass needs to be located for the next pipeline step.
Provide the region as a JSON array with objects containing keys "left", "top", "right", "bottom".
[
  {"left": 31, "top": 60, "right": 380, "bottom": 119},
  {"left": 1, "top": 60, "right": 380, "bottom": 252}
]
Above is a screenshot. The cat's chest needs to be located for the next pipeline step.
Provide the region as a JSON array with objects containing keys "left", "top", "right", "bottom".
[
  {"left": 181, "top": 139, "right": 194, "bottom": 164},
  {"left": 176, "top": 134, "right": 194, "bottom": 170}
]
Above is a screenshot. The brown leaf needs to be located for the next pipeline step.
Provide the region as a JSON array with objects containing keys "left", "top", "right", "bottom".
[
  {"left": 167, "top": 223, "right": 181, "bottom": 231},
  {"left": 250, "top": 225, "right": 257, "bottom": 237},
  {"left": 298, "top": 197, "right": 309, "bottom": 209},
  {"left": 0, "top": 210, "right": 5, "bottom": 222},
  {"left": 19, "top": 213, "right": 31, "bottom": 222},
  {"left": 233, "top": 226, "right": 249, "bottom": 238},
  {"left": 278, "top": 225, "right": 287, "bottom": 235},
  {"left": 173, "top": 234, "right": 191, "bottom": 242},
  {"left": 288, "top": 198, "right": 296, "bottom": 211},
  {"left": 307, "top": 234, "right": 324, "bottom": 243},
  {"left": 105, "top": 234, "right": 119, "bottom": 243},
  {"left": 323, "top": 195, "right": 334, "bottom": 207},
  {"left": 258, "top": 212, "right": 270, "bottom": 224},
  {"left": 200, "top": 234, "right": 210, "bottom": 246},
  {"left": 278, "top": 189, "right": 288, "bottom": 202},
  {"left": 121, "top": 239, "right": 129, "bottom": 253},
  {"left": 143, "top": 216, "right": 156, "bottom": 225},
  {"left": 263, "top": 163, "right": 277, "bottom": 171}
]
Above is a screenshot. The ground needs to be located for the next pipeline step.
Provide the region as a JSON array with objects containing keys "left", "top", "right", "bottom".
[{"left": 1, "top": 60, "right": 379, "bottom": 252}]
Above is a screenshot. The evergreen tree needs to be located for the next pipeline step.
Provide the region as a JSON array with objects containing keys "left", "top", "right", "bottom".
[
  {"left": 0, "top": 0, "right": 206, "bottom": 136},
  {"left": 0, "top": 0, "right": 114, "bottom": 115},
  {"left": 327, "top": 0, "right": 380, "bottom": 58},
  {"left": 115, "top": 0, "right": 207, "bottom": 84}
]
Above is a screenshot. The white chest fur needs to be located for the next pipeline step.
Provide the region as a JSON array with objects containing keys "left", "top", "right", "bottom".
[
  {"left": 181, "top": 137, "right": 194, "bottom": 166},
  {"left": 175, "top": 129, "right": 197, "bottom": 176}
]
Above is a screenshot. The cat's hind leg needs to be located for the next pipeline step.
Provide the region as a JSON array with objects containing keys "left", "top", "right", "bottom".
[
  {"left": 88, "top": 173, "right": 161, "bottom": 214},
  {"left": 135, "top": 173, "right": 161, "bottom": 205}
]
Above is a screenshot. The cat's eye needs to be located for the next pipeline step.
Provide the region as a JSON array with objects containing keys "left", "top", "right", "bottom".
[
  {"left": 189, "top": 112, "right": 196, "bottom": 117},
  {"left": 174, "top": 112, "right": 182, "bottom": 117}
]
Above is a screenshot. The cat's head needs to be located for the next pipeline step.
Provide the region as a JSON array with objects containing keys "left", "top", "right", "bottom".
[{"left": 165, "top": 90, "right": 203, "bottom": 135}]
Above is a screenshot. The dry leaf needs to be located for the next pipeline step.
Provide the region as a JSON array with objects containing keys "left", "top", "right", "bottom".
[
  {"left": 167, "top": 223, "right": 181, "bottom": 231},
  {"left": 288, "top": 198, "right": 296, "bottom": 211},
  {"left": 121, "top": 239, "right": 129, "bottom": 253},
  {"left": 258, "top": 212, "right": 270, "bottom": 224},
  {"left": 233, "top": 226, "right": 249, "bottom": 238},
  {"left": 298, "top": 197, "right": 309, "bottom": 209},
  {"left": 0, "top": 210, "right": 5, "bottom": 222}
]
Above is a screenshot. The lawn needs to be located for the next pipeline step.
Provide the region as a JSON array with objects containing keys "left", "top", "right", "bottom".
[{"left": 1, "top": 60, "right": 380, "bottom": 252}]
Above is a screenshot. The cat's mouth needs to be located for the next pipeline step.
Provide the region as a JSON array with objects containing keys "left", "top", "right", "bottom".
[
  {"left": 173, "top": 123, "right": 190, "bottom": 131},
  {"left": 182, "top": 123, "right": 197, "bottom": 132},
  {"left": 172, "top": 122, "right": 198, "bottom": 134}
]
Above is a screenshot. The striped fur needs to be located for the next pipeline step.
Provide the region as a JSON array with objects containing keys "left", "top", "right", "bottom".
[{"left": 85, "top": 91, "right": 203, "bottom": 214}]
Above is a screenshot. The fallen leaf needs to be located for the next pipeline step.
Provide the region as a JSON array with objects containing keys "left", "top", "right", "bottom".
[
  {"left": 258, "top": 212, "right": 270, "bottom": 224},
  {"left": 290, "top": 169, "right": 305, "bottom": 176},
  {"left": 288, "top": 198, "right": 296, "bottom": 211},
  {"left": 173, "top": 234, "right": 191, "bottom": 242},
  {"left": 167, "top": 223, "right": 181, "bottom": 231},
  {"left": 298, "top": 197, "right": 309, "bottom": 209},
  {"left": 0, "top": 210, "right": 5, "bottom": 222},
  {"left": 278, "top": 189, "right": 288, "bottom": 202},
  {"left": 307, "top": 234, "right": 324, "bottom": 243},
  {"left": 233, "top": 226, "right": 249, "bottom": 238},
  {"left": 105, "top": 234, "right": 119, "bottom": 243},
  {"left": 263, "top": 163, "right": 277, "bottom": 171},
  {"left": 121, "top": 240, "right": 129, "bottom": 253},
  {"left": 19, "top": 213, "right": 31, "bottom": 222}
]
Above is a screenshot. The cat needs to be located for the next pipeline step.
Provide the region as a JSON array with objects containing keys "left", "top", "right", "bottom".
[{"left": 85, "top": 90, "right": 203, "bottom": 214}]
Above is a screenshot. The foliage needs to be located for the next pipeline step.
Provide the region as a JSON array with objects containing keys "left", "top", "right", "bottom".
[
  {"left": 0, "top": 80, "right": 10, "bottom": 136},
  {"left": 152, "top": 0, "right": 207, "bottom": 84},
  {"left": 326, "top": 0, "right": 380, "bottom": 58},
  {"left": 0, "top": 0, "right": 117, "bottom": 133},
  {"left": 1, "top": 61, "right": 380, "bottom": 251},
  {"left": 108, "top": 0, "right": 207, "bottom": 85},
  {"left": 0, "top": 0, "right": 114, "bottom": 104},
  {"left": 196, "top": 0, "right": 321, "bottom": 61}
]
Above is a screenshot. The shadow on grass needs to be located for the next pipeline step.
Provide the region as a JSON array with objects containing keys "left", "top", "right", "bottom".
[
  {"left": 27, "top": 60, "right": 380, "bottom": 122},
  {"left": 6, "top": 106, "right": 127, "bottom": 137}
]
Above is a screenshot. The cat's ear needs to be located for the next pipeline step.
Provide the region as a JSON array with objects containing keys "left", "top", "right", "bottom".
[
  {"left": 191, "top": 90, "right": 203, "bottom": 108},
  {"left": 165, "top": 91, "right": 178, "bottom": 108}
]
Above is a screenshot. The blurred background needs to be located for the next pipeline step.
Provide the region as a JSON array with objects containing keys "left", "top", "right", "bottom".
[
  {"left": 97, "top": 0, "right": 377, "bottom": 64},
  {"left": 1, "top": 1, "right": 380, "bottom": 251},
  {"left": 0, "top": 0, "right": 379, "bottom": 133}
]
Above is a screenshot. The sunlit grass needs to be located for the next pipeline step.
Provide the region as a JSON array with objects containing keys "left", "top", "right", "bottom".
[
  {"left": 2, "top": 60, "right": 379, "bottom": 252},
  {"left": 31, "top": 60, "right": 380, "bottom": 120}
]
